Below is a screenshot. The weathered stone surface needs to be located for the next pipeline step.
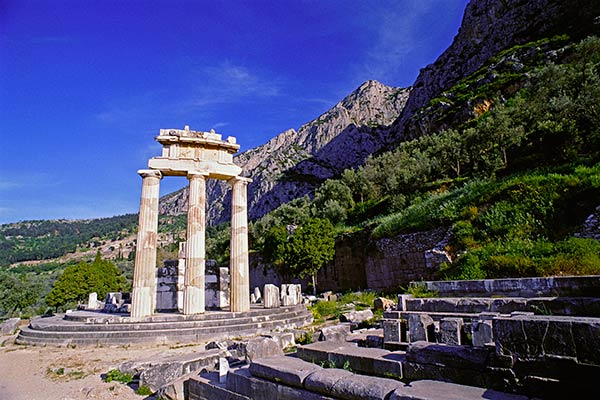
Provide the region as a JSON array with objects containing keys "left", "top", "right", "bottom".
[
  {"left": 227, "top": 367, "right": 334, "bottom": 400},
  {"left": 494, "top": 315, "right": 600, "bottom": 366},
  {"left": 397, "top": 294, "right": 413, "bottom": 311},
  {"left": 297, "top": 341, "right": 357, "bottom": 364},
  {"left": 383, "top": 319, "right": 403, "bottom": 342},
  {"left": 1, "top": 318, "right": 20, "bottom": 335},
  {"left": 389, "top": 379, "right": 528, "bottom": 400},
  {"left": 120, "top": 349, "right": 222, "bottom": 392},
  {"left": 253, "top": 287, "right": 262, "bottom": 303},
  {"left": 414, "top": 276, "right": 600, "bottom": 298},
  {"left": 438, "top": 318, "right": 463, "bottom": 345},
  {"left": 374, "top": 297, "right": 395, "bottom": 311},
  {"left": 407, "top": 341, "right": 491, "bottom": 370},
  {"left": 340, "top": 309, "right": 373, "bottom": 324},
  {"left": 244, "top": 337, "right": 283, "bottom": 362},
  {"left": 188, "top": 371, "right": 252, "bottom": 400},
  {"left": 281, "top": 284, "right": 302, "bottom": 306},
  {"left": 249, "top": 355, "right": 322, "bottom": 388},
  {"left": 471, "top": 319, "right": 493, "bottom": 347},
  {"left": 330, "top": 373, "right": 403, "bottom": 400},
  {"left": 318, "top": 324, "right": 351, "bottom": 342},
  {"left": 407, "top": 313, "right": 434, "bottom": 342},
  {"left": 304, "top": 368, "right": 354, "bottom": 395},
  {"left": 263, "top": 284, "right": 280, "bottom": 308}
]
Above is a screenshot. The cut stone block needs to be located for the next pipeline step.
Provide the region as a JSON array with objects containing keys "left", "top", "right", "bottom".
[
  {"left": 318, "top": 324, "right": 351, "bottom": 342},
  {"left": 397, "top": 294, "right": 413, "bottom": 311},
  {"left": 408, "top": 313, "right": 434, "bottom": 342},
  {"left": 471, "top": 319, "right": 493, "bottom": 347},
  {"left": 304, "top": 368, "right": 354, "bottom": 395},
  {"left": 249, "top": 355, "right": 322, "bottom": 388},
  {"left": 245, "top": 337, "right": 283, "bottom": 362},
  {"left": 374, "top": 297, "right": 395, "bottom": 311},
  {"left": 383, "top": 319, "right": 402, "bottom": 342},
  {"left": 253, "top": 287, "right": 262, "bottom": 303},
  {"left": 340, "top": 309, "right": 373, "bottom": 324},
  {"left": 1, "top": 318, "right": 20, "bottom": 335},
  {"left": 438, "top": 317, "right": 463, "bottom": 345},
  {"left": 263, "top": 284, "right": 280, "bottom": 308},
  {"left": 330, "top": 373, "right": 403, "bottom": 400}
]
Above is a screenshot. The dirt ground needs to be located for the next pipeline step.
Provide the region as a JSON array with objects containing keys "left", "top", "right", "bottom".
[{"left": 0, "top": 335, "right": 208, "bottom": 400}]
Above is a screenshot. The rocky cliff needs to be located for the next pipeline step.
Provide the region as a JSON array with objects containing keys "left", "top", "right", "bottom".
[
  {"left": 159, "top": 80, "right": 409, "bottom": 222},
  {"left": 389, "top": 0, "right": 600, "bottom": 140}
]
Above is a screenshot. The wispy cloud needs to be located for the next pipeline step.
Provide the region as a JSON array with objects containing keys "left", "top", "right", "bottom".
[
  {"left": 0, "top": 174, "right": 62, "bottom": 191},
  {"left": 187, "top": 61, "right": 280, "bottom": 109},
  {"left": 356, "top": 0, "right": 458, "bottom": 85}
]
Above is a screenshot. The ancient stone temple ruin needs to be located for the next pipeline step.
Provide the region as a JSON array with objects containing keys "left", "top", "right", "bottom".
[{"left": 131, "top": 126, "right": 251, "bottom": 318}]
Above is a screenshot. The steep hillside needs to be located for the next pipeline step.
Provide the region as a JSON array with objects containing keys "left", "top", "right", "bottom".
[
  {"left": 390, "top": 0, "right": 600, "bottom": 141},
  {"left": 159, "top": 80, "right": 409, "bottom": 222}
]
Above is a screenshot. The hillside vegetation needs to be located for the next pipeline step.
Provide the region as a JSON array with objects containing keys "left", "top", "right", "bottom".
[{"left": 252, "top": 36, "right": 600, "bottom": 279}]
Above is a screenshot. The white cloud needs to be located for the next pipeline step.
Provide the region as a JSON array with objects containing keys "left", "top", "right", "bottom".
[{"left": 188, "top": 61, "right": 280, "bottom": 108}]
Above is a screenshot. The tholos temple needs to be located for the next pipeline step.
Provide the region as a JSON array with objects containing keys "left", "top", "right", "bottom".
[{"left": 131, "top": 126, "right": 251, "bottom": 318}]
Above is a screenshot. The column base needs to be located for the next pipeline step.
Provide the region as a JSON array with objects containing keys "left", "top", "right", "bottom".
[
  {"left": 131, "top": 286, "right": 154, "bottom": 318},
  {"left": 183, "top": 286, "right": 206, "bottom": 315}
]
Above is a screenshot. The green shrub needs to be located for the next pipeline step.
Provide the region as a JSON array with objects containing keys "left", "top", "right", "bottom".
[
  {"left": 136, "top": 385, "right": 153, "bottom": 396},
  {"left": 104, "top": 369, "right": 133, "bottom": 384}
]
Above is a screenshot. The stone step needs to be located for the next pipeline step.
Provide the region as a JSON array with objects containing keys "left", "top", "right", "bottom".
[
  {"left": 296, "top": 341, "right": 404, "bottom": 379},
  {"left": 16, "top": 307, "right": 313, "bottom": 346},
  {"left": 36, "top": 305, "right": 308, "bottom": 331}
]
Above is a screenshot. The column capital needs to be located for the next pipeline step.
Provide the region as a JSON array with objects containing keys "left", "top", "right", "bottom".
[
  {"left": 138, "top": 169, "right": 162, "bottom": 179},
  {"left": 187, "top": 170, "right": 209, "bottom": 180},
  {"left": 228, "top": 176, "right": 252, "bottom": 186}
]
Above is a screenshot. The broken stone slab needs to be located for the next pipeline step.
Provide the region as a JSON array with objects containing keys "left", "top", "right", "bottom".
[
  {"left": 374, "top": 297, "right": 395, "bottom": 311},
  {"left": 304, "top": 368, "right": 354, "bottom": 395},
  {"left": 249, "top": 355, "right": 322, "bottom": 388},
  {"left": 327, "top": 345, "right": 404, "bottom": 378},
  {"left": 119, "top": 348, "right": 223, "bottom": 392},
  {"left": 1, "top": 318, "right": 20, "bottom": 335},
  {"left": 407, "top": 313, "right": 434, "bottom": 342},
  {"left": 244, "top": 336, "right": 284, "bottom": 362},
  {"left": 438, "top": 317, "right": 463, "bottom": 345},
  {"left": 263, "top": 284, "right": 280, "bottom": 308},
  {"left": 318, "top": 324, "right": 351, "bottom": 342},
  {"left": 389, "top": 379, "right": 529, "bottom": 400},
  {"left": 330, "top": 373, "right": 404, "bottom": 400},
  {"left": 340, "top": 309, "right": 374, "bottom": 324}
]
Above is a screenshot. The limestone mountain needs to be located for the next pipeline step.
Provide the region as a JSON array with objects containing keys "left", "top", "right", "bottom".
[
  {"left": 389, "top": 0, "right": 600, "bottom": 141},
  {"left": 159, "top": 80, "right": 410, "bottom": 222}
]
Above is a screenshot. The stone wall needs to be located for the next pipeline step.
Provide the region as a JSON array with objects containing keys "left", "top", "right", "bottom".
[
  {"left": 417, "top": 275, "right": 600, "bottom": 298},
  {"left": 249, "top": 227, "right": 450, "bottom": 293}
]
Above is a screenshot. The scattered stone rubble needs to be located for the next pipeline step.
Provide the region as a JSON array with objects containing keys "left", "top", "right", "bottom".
[{"left": 187, "top": 275, "right": 599, "bottom": 399}]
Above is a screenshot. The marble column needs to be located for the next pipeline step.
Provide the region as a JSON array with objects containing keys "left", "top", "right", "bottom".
[
  {"left": 229, "top": 176, "right": 252, "bottom": 312},
  {"left": 183, "top": 172, "right": 208, "bottom": 314},
  {"left": 131, "top": 169, "right": 162, "bottom": 318}
]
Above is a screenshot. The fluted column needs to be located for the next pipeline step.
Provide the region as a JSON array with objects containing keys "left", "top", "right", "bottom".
[
  {"left": 131, "top": 169, "right": 162, "bottom": 318},
  {"left": 229, "top": 176, "right": 252, "bottom": 312},
  {"left": 183, "top": 172, "right": 208, "bottom": 314}
]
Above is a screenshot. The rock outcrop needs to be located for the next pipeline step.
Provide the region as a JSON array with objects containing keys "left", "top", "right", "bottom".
[
  {"left": 389, "top": 0, "right": 600, "bottom": 141},
  {"left": 159, "top": 80, "right": 409, "bottom": 222}
]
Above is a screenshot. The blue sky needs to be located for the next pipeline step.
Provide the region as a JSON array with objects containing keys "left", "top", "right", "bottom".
[{"left": 0, "top": 0, "right": 469, "bottom": 224}]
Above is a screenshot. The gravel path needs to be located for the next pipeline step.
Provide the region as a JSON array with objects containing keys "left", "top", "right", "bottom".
[{"left": 0, "top": 335, "right": 207, "bottom": 400}]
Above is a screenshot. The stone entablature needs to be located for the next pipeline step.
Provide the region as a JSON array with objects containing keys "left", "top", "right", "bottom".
[{"left": 149, "top": 126, "right": 242, "bottom": 180}]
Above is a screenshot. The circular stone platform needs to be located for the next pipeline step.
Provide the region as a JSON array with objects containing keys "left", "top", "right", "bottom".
[{"left": 16, "top": 304, "right": 313, "bottom": 346}]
